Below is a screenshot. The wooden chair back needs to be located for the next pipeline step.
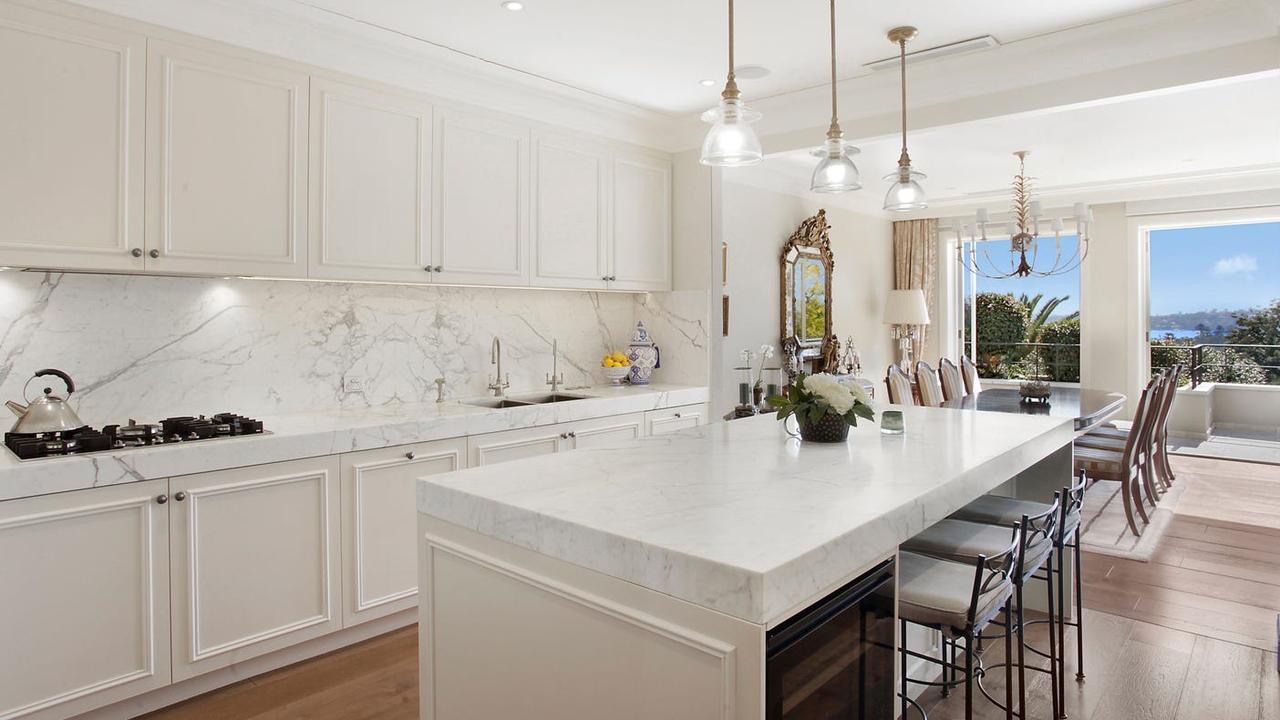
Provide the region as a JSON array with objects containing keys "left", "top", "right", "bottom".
[{"left": 1121, "top": 377, "right": 1161, "bottom": 467}]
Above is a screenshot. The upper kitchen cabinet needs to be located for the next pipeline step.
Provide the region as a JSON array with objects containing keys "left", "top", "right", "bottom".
[
  {"left": 433, "top": 109, "right": 530, "bottom": 286},
  {"left": 145, "top": 40, "right": 309, "bottom": 277},
  {"left": 0, "top": 3, "right": 146, "bottom": 271},
  {"left": 610, "top": 151, "right": 672, "bottom": 291},
  {"left": 531, "top": 133, "right": 610, "bottom": 289},
  {"left": 309, "top": 77, "right": 434, "bottom": 284}
]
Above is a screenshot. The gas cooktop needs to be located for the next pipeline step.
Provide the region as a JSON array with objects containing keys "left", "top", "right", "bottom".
[{"left": 4, "top": 413, "right": 267, "bottom": 461}]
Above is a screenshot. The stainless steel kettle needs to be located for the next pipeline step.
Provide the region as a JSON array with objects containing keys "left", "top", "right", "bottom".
[{"left": 6, "top": 369, "right": 87, "bottom": 435}]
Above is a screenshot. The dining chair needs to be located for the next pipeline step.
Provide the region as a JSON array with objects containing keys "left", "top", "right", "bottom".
[
  {"left": 1076, "top": 369, "right": 1169, "bottom": 505},
  {"left": 885, "top": 364, "right": 916, "bottom": 405},
  {"left": 1073, "top": 377, "right": 1160, "bottom": 536},
  {"left": 1085, "top": 365, "right": 1182, "bottom": 491},
  {"left": 915, "top": 360, "right": 945, "bottom": 407},
  {"left": 960, "top": 355, "right": 982, "bottom": 395},
  {"left": 939, "top": 358, "right": 966, "bottom": 401}
]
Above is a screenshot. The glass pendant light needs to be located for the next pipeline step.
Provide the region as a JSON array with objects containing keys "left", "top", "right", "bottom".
[
  {"left": 883, "top": 26, "right": 927, "bottom": 211},
  {"left": 700, "top": 0, "right": 762, "bottom": 167},
  {"left": 810, "top": 0, "right": 860, "bottom": 193}
]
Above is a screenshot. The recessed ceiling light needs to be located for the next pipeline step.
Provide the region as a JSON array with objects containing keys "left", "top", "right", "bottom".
[
  {"left": 733, "top": 65, "right": 771, "bottom": 80},
  {"left": 500, "top": 1, "right": 524, "bottom": 10},
  {"left": 699, "top": 79, "right": 717, "bottom": 87}
]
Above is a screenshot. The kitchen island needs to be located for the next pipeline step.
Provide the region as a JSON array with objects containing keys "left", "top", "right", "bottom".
[{"left": 416, "top": 406, "right": 1075, "bottom": 719}]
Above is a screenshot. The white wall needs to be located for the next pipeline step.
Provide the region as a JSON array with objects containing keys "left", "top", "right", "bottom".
[{"left": 713, "top": 181, "right": 894, "bottom": 413}]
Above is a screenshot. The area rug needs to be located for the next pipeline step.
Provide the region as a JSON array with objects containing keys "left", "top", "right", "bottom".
[{"left": 1077, "top": 477, "right": 1185, "bottom": 561}]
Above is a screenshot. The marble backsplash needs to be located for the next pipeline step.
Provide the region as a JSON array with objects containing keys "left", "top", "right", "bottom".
[{"left": 0, "top": 272, "right": 708, "bottom": 425}]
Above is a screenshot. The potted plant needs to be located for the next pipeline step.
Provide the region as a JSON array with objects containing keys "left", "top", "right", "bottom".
[{"left": 767, "top": 372, "right": 875, "bottom": 443}]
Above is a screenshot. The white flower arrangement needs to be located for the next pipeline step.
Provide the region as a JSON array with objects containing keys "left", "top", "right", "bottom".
[{"left": 767, "top": 372, "right": 875, "bottom": 428}]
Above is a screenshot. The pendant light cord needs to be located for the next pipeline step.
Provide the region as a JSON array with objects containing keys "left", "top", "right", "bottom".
[
  {"left": 828, "top": 0, "right": 839, "bottom": 134},
  {"left": 722, "top": 0, "right": 739, "bottom": 100},
  {"left": 898, "top": 37, "right": 909, "bottom": 164}
]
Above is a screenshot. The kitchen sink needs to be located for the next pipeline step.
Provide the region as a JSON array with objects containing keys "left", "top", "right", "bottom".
[{"left": 460, "top": 392, "right": 589, "bottom": 409}]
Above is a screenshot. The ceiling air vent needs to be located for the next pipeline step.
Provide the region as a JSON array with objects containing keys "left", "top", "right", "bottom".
[{"left": 863, "top": 35, "right": 999, "bottom": 71}]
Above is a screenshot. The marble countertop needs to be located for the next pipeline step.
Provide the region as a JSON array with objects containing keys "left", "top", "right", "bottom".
[
  {"left": 417, "top": 406, "right": 1074, "bottom": 625},
  {"left": 0, "top": 384, "right": 707, "bottom": 503}
]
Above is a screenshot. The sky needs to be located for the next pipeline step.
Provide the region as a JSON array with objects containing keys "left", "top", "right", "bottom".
[
  {"left": 1148, "top": 221, "right": 1280, "bottom": 315},
  {"left": 964, "top": 221, "right": 1280, "bottom": 319}
]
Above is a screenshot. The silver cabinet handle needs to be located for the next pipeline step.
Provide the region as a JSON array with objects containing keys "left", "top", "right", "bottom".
[
  {"left": 405, "top": 451, "right": 416, "bottom": 460},
  {"left": 131, "top": 248, "right": 143, "bottom": 258},
  {"left": 148, "top": 249, "right": 160, "bottom": 259},
  {"left": 673, "top": 413, "right": 682, "bottom": 418},
  {"left": 155, "top": 494, "right": 168, "bottom": 504},
  {"left": 174, "top": 491, "right": 187, "bottom": 502}
]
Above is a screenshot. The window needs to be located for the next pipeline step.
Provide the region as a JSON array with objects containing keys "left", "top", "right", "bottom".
[
  {"left": 960, "top": 235, "right": 1083, "bottom": 382},
  {"left": 1148, "top": 221, "right": 1280, "bottom": 386}
]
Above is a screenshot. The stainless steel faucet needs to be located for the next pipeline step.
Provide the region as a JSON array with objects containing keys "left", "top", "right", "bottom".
[
  {"left": 546, "top": 338, "right": 564, "bottom": 393},
  {"left": 488, "top": 337, "right": 510, "bottom": 397}
]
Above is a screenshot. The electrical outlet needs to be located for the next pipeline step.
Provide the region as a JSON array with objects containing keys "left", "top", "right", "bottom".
[{"left": 342, "top": 375, "right": 364, "bottom": 394}]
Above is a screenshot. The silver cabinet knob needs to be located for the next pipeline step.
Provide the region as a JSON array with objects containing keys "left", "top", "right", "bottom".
[
  {"left": 602, "top": 276, "right": 609, "bottom": 281},
  {"left": 673, "top": 413, "right": 682, "bottom": 418},
  {"left": 155, "top": 494, "right": 168, "bottom": 504},
  {"left": 424, "top": 266, "right": 433, "bottom": 272},
  {"left": 434, "top": 265, "right": 443, "bottom": 273},
  {"left": 567, "top": 431, "right": 577, "bottom": 438},
  {"left": 131, "top": 248, "right": 143, "bottom": 258},
  {"left": 405, "top": 451, "right": 416, "bottom": 460},
  {"left": 559, "top": 432, "right": 568, "bottom": 439},
  {"left": 148, "top": 249, "right": 160, "bottom": 259},
  {"left": 174, "top": 491, "right": 187, "bottom": 502}
]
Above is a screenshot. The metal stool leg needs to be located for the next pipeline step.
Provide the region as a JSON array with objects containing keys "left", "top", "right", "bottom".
[
  {"left": 1074, "top": 536, "right": 1085, "bottom": 681},
  {"left": 965, "top": 630, "right": 975, "bottom": 720},
  {"left": 1046, "top": 550, "right": 1062, "bottom": 719},
  {"left": 1003, "top": 603, "right": 1014, "bottom": 720},
  {"left": 1016, "top": 580, "right": 1026, "bottom": 720},
  {"left": 1057, "top": 543, "right": 1068, "bottom": 714}
]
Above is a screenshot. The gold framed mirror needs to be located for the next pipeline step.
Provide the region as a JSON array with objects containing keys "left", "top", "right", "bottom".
[{"left": 780, "top": 209, "right": 835, "bottom": 372}]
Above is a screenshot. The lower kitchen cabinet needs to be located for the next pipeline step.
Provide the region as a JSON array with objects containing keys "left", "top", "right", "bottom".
[
  {"left": 340, "top": 437, "right": 466, "bottom": 627},
  {"left": 0, "top": 480, "right": 171, "bottom": 720},
  {"left": 467, "top": 412, "right": 645, "bottom": 466},
  {"left": 645, "top": 403, "right": 710, "bottom": 436},
  {"left": 168, "top": 456, "right": 342, "bottom": 681}
]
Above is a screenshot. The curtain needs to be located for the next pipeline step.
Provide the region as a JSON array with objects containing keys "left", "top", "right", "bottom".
[{"left": 893, "top": 218, "right": 939, "bottom": 362}]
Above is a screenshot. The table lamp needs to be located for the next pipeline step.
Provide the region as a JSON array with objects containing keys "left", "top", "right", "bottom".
[{"left": 883, "top": 289, "right": 929, "bottom": 371}]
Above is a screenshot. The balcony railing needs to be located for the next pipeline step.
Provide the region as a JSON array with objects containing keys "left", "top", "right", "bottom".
[
  {"left": 970, "top": 341, "right": 1081, "bottom": 382},
  {"left": 1150, "top": 342, "right": 1280, "bottom": 387}
]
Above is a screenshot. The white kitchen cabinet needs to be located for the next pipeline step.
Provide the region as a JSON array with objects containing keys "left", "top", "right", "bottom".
[
  {"left": 340, "top": 437, "right": 466, "bottom": 627},
  {"left": 467, "top": 422, "right": 566, "bottom": 467},
  {"left": 309, "top": 77, "right": 434, "bottom": 284},
  {"left": 610, "top": 151, "right": 672, "bottom": 291},
  {"left": 0, "top": 3, "right": 146, "bottom": 272},
  {"left": 434, "top": 109, "right": 530, "bottom": 286},
  {"left": 563, "top": 412, "right": 645, "bottom": 449},
  {"left": 531, "top": 133, "right": 610, "bottom": 289},
  {"left": 168, "top": 456, "right": 341, "bottom": 681},
  {"left": 645, "top": 403, "right": 710, "bottom": 436},
  {"left": 145, "top": 39, "right": 309, "bottom": 277},
  {"left": 0, "top": 480, "right": 171, "bottom": 720}
]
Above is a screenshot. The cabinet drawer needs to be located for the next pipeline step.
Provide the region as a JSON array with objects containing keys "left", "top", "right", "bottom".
[
  {"left": 468, "top": 423, "right": 567, "bottom": 467},
  {"left": 645, "top": 404, "right": 709, "bottom": 436}
]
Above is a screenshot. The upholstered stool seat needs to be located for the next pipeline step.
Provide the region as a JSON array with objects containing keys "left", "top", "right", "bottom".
[
  {"left": 951, "top": 496, "right": 1081, "bottom": 545},
  {"left": 891, "top": 550, "right": 1014, "bottom": 636},
  {"left": 903, "top": 519, "right": 1052, "bottom": 582}
]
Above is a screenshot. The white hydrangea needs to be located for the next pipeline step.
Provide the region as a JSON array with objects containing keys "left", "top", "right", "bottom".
[{"left": 803, "top": 373, "right": 857, "bottom": 415}]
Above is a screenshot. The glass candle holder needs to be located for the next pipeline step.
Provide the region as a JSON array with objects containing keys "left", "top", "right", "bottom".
[
  {"left": 880, "top": 410, "right": 905, "bottom": 435},
  {"left": 738, "top": 382, "right": 752, "bottom": 406},
  {"left": 764, "top": 367, "right": 783, "bottom": 400}
]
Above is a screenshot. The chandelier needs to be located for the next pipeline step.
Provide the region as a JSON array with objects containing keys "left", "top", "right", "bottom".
[{"left": 957, "top": 151, "right": 1091, "bottom": 278}]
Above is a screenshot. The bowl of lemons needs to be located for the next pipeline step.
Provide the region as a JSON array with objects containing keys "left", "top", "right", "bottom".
[{"left": 601, "top": 351, "right": 632, "bottom": 385}]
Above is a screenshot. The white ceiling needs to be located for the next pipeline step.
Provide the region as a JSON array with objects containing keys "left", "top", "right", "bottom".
[
  {"left": 291, "top": 0, "right": 1181, "bottom": 114},
  {"left": 754, "top": 73, "right": 1280, "bottom": 212}
]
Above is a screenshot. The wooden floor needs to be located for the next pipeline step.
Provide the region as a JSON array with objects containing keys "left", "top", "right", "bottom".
[{"left": 140, "top": 455, "right": 1280, "bottom": 720}]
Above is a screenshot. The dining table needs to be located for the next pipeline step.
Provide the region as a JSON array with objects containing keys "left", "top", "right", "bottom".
[{"left": 941, "top": 385, "right": 1127, "bottom": 433}]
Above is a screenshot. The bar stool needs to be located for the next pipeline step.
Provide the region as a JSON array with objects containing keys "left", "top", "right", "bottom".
[
  {"left": 887, "top": 534, "right": 1021, "bottom": 720},
  {"left": 905, "top": 498, "right": 1062, "bottom": 719},
  {"left": 951, "top": 475, "right": 1087, "bottom": 718}
]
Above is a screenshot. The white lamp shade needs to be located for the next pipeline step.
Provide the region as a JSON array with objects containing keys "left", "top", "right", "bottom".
[{"left": 883, "top": 289, "right": 930, "bottom": 325}]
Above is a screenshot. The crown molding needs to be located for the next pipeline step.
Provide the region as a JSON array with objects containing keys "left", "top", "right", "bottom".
[{"left": 47, "top": 0, "right": 681, "bottom": 150}]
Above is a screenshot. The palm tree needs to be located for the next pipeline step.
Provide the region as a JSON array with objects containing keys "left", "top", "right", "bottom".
[{"left": 1020, "top": 293, "right": 1079, "bottom": 342}]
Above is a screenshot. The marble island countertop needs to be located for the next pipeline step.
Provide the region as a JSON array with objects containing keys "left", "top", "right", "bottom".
[
  {"left": 417, "top": 406, "right": 1075, "bottom": 625},
  {"left": 0, "top": 384, "right": 707, "bottom": 503}
]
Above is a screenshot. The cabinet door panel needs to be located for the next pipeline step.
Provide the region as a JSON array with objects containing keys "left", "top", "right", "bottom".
[
  {"left": 566, "top": 413, "right": 645, "bottom": 449},
  {"left": 170, "top": 456, "right": 340, "bottom": 681},
  {"left": 0, "top": 4, "right": 145, "bottom": 270},
  {"left": 341, "top": 438, "right": 465, "bottom": 626},
  {"left": 611, "top": 153, "right": 671, "bottom": 291},
  {"left": 532, "top": 135, "right": 608, "bottom": 289},
  {"left": 0, "top": 480, "right": 169, "bottom": 719},
  {"left": 468, "top": 423, "right": 566, "bottom": 467},
  {"left": 434, "top": 110, "right": 529, "bottom": 286},
  {"left": 310, "top": 78, "right": 433, "bottom": 283},
  {"left": 147, "top": 40, "right": 308, "bottom": 277}
]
